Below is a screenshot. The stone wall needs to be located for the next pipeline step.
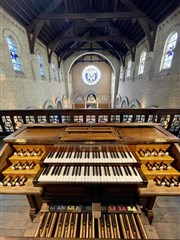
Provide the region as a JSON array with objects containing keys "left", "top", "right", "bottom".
[
  {"left": 116, "top": 7, "right": 180, "bottom": 108},
  {"left": 0, "top": 8, "right": 66, "bottom": 109}
]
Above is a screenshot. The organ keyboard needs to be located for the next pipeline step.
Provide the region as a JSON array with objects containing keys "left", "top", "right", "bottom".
[
  {"left": 43, "top": 145, "right": 137, "bottom": 163},
  {"left": 0, "top": 122, "right": 180, "bottom": 238},
  {"left": 36, "top": 164, "right": 143, "bottom": 183}
]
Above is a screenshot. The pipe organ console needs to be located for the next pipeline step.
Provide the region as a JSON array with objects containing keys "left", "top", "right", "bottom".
[{"left": 0, "top": 123, "right": 180, "bottom": 239}]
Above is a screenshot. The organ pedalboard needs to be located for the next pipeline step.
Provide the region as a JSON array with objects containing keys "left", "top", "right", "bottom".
[{"left": 32, "top": 204, "right": 149, "bottom": 239}]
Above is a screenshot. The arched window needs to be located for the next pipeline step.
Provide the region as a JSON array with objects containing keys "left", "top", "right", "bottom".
[
  {"left": 160, "top": 31, "right": 178, "bottom": 71},
  {"left": 52, "top": 63, "right": 57, "bottom": 80},
  {"left": 6, "top": 36, "right": 23, "bottom": 72},
  {"left": 138, "top": 49, "right": 147, "bottom": 75},
  {"left": 37, "top": 52, "right": 45, "bottom": 77},
  {"left": 126, "top": 60, "right": 131, "bottom": 78}
]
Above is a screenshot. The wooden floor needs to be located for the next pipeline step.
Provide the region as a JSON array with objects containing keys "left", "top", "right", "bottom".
[{"left": 0, "top": 194, "right": 179, "bottom": 239}]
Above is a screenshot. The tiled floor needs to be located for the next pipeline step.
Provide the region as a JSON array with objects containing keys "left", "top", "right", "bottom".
[
  {"left": 152, "top": 196, "right": 180, "bottom": 239},
  {"left": 0, "top": 194, "right": 180, "bottom": 239}
]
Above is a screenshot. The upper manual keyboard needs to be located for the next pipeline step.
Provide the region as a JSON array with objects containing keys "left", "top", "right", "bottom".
[{"left": 44, "top": 145, "right": 137, "bottom": 164}]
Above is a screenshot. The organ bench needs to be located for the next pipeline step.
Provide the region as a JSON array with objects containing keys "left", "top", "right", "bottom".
[{"left": 0, "top": 123, "right": 179, "bottom": 239}]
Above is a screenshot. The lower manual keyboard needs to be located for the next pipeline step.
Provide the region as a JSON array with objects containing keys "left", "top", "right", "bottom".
[{"left": 36, "top": 165, "right": 143, "bottom": 183}]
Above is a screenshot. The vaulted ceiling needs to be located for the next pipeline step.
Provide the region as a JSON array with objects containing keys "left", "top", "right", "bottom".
[{"left": 0, "top": 0, "right": 179, "bottom": 63}]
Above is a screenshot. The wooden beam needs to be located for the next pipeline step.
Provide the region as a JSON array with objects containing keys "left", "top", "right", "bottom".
[
  {"left": 38, "top": 11, "right": 145, "bottom": 20},
  {"left": 47, "top": 21, "right": 135, "bottom": 56},
  {"left": 120, "top": 0, "right": 157, "bottom": 52},
  {"left": 26, "top": 0, "right": 64, "bottom": 54},
  {"left": 120, "top": 0, "right": 156, "bottom": 30},
  {"left": 27, "top": 0, "right": 64, "bottom": 32},
  {"left": 27, "top": 20, "right": 45, "bottom": 54},
  {"left": 47, "top": 35, "right": 137, "bottom": 43},
  {"left": 108, "top": 22, "right": 135, "bottom": 46},
  {"left": 138, "top": 18, "right": 157, "bottom": 52}
]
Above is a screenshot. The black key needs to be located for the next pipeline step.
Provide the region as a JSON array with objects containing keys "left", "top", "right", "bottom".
[
  {"left": 99, "top": 166, "right": 102, "bottom": 176},
  {"left": 112, "top": 166, "right": 116, "bottom": 176},
  {"left": 66, "top": 166, "right": 70, "bottom": 175},
  {"left": 104, "top": 166, "right": 107, "bottom": 176},
  {"left": 69, "top": 147, "right": 73, "bottom": 158},
  {"left": 126, "top": 147, "right": 132, "bottom": 158},
  {"left": 120, "top": 150, "right": 125, "bottom": 158},
  {"left": 46, "top": 149, "right": 52, "bottom": 158},
  {"left": 132, "top": 166, "right": 138, "bottom": 176},
  {"left": 109, "top": 147, "right": 114, "bottom": 158},
  {"left": 63, "top": 166, "right": 67, "bottom": 176},
  {"left": 51, "top": 165, "right": 57, "bottom": 175},
  {"left": 115, "top": 166, "right": 120, "bottom": 176},
  {"left": 84, "top": 166, "right": 86, "bottom": 176},
  {"left": 45, "top": 166, "right": 51, "bottom": 175},
  {"left": 49, "top": 147, "right": 56, "bottom": 158},
  {"left": 75, "top": 166, "right": 78, "bottom": 176},
  {"left": 42, "top": 167, "right": 48, "bottom": 175},
  {"left": 55, "top": 147, "right": 60, "bottom": 158},
  {"left": 127, "top": 166, "right": 132, "bottom": 176},
  {"left": 105, "top": 147, "right": 108, "bottom": 158},
  {"left": 96, "top": 166, "right": 99, "bottom": 176},
  {"left": 112, "top": 147, "right": 116, "bottom": 158},
  {"left": 123, "top": 149, "right": 128, "bottom": 158},
  {"left": 78, "top": 166, "right": 82, "bottom": 176},
  {"left": 57, "top": 166, "right": 62, "bottom": 175},
  {"left": 115, "top": 147, "right": 119, "bottom": 158},
  {"left": 93, "top": 166, "right": 95, "bottom": 176},
  {"left": 118, "top": 166, "right": 123, "bottom": 176},
  {"left": 124, "top": 166, "right": 129, "bottom": 176},
  {"left": 102, "top": 146, "right": 106, "bottom": 158},
  {"left": 61, "top": 147, "right": 66, "bottom": 158},
  {"left": 65, "top": 148, "right": 70, "bottom": 158},
  {"left": 107, "top": 166, "right": 111, "bottom": 176},
  {"left": 54, "top": 165, "right": 59, "bottom": 175},
  {"left": 72, "top": 166, "right": 76, "bottom": 176},
  {"left": 57, "top": 148, "right": 63, "bottom": 158},
  {"left": 87, "top": 166, "right": 90, "bottom": 176}
]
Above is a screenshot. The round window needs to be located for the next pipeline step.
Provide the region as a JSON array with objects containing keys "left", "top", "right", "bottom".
[{"left": 82, "top": 65, "right": 101, "bottom": 85}]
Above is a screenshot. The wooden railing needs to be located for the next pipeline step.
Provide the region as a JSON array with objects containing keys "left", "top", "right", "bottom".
[{"left": 0, "top": 108, "right": 179, "bottom": 137}]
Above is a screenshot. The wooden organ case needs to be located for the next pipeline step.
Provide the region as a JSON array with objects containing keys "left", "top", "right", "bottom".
[{"left": 0, "top": 123, "right": 180, "bottom": 239}]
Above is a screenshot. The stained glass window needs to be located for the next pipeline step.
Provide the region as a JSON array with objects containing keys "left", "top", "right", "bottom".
[
  {"left": 52, "top": 63, "right": 57, "bottom": 80},
  {"left": 160, "top": 31, "right": 178, "bottom": 71},
  {"left": 6, "top": 36, "right": 23, "bottom": 72},
  {"left": 82, "top": 65, "right": 101, "bottom": 85},
  {"left": 37, "top": 52, "right": 45, "bottom": 77},
  {"left": 126, "top": 60, "right": 131, "bottom": 78},
  {"left": 138, "top": 49, "right": 147, "bottom": 75}
]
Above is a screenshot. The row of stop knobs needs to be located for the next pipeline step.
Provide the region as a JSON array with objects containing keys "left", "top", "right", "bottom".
[
  {"left": 138, "top": 148, "right": 169, "bottom": 157},
  {"left": 14, "top": 149, "right": 43, "bottom": 156},
  {"left": 154, "top": 176, "right": 180, "bottom": 187},
  {"left": 145, "top": 161, "right": 171, "bottom": 170},
  {"left": 0, "top": 175, "right": 27, "bottom": 186},
  {"left": 11, "top": 161, "right": 36, "bottom": 170}
]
